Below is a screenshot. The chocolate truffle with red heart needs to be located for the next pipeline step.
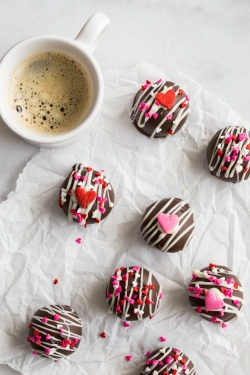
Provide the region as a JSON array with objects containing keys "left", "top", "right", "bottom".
[
  {"left": 188, "top": 264, "right": 243, "bottom": 328},
  {"left": 106, "top": 265, "right": 162, "bottom": 321},
  {"left": 59, "top": 163, "right": 115, "bottom": 227},
  {"left": 140, "top": 346, "right": 196, "bottom": 375},
  {"left": 130, "top": 79, "right": 190, "bottom": 138},
  {"left": 140, "top": 198, "right": 194, "bottom": 253},
  {"left": 207, "top": 126, "right": 250, "bottom": 183}
]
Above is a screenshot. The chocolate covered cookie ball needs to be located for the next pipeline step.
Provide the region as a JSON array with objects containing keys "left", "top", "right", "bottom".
[
  {"left": 188, "top": 264, "right": 243, "bottom": 328},
  {"left": 59, "top": 163, "right": 115, "bottom": 227},
  {"left": 27, "top": 305, "right": 82, "bottom": 359},
  {"left": 106, "top": 266, "right": 162, "bottom": 321},
  {"left": 130, "top": 79, "right": 190, "bottom": 138},
  {"left": 140, "top": 198, "right": 195, "bottom": 253},
  {"left": 140, "top": 346, "right": 196, "bottom": 375},
  {"left": 207, "top": 126, "right": 250, "bottom": 183}
]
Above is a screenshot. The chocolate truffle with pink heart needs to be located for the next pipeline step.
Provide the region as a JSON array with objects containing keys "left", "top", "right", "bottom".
[
  {"left": 188, "top": 264, "right": 243, "bottom": 328},
  {"left": 130, "top": 79, "right": 190, "bottom": 138},
  {"left": 140, "top": 198, "right": 194, "bottom": 252},
  {"left": 59, "top": 163, "right": 115, "bottom": 227}
]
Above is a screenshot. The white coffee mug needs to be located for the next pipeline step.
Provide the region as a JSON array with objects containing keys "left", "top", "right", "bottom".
[{"left": 0, "top": 12, "right": 110, "bottom": 147}]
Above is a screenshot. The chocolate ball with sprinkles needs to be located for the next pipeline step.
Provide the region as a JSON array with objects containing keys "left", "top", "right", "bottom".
[
  {"left": 207, "top": 126, "right": 250, "bottom": 183},
  {"left": 140, "top": 198, "right": 195, "bottom": 253},
  {"left": 106, "top": 266, "right": 162, "bottom": 321},
  {"left": 59, "top": 163, "right": 115, "bottom": 227},
  {"left": 27, "top": 305, "right": 82, "bottom": 359},
  {"left": 188, "top": 264, "right": 244, "bottom": 328},
  {"left": 140, "top": 346, "right": 196, "bottom": 375},
  {"left": 130, "top": 79, "right": 190, "bottom": 138}
]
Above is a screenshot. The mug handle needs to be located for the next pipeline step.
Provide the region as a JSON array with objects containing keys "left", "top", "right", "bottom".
[{"left": 75, "top": 12, "right": 110, "bottom": 53}]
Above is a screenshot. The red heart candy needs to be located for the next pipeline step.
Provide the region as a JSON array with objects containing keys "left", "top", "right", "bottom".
[
  {"left": 246, "top": 144, "right": 250, "bottom": 150},
  {"left": 156, "top": 89, "right": 176, "bottom": 110},
  {"left": 75, "top": 188, "right": 96, "bottom": 209},
  {"left": 100, "top": 332, "right": 106, "bottom": 338}
]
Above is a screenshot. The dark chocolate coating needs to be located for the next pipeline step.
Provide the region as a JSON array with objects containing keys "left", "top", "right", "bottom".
[
  {"left": 140, "top": 347, "right": 196, "bottom": 375},
  {"left": 59, "top": 163, "right": 115, "bottom": 225},
  {"left": 207, "top": 126, "right": 250, "bottom": 183},
  {"left": 189, "top": 265, "right": 243, "bottom": 323},
  {"left": 106, "top": 266, "right": 162, "bottom": 321},
  {"left": 27, "top": 305, "right": 82, "bottom": 359},
  {"left": 140, "top": 198, "right": 194, "bottom": 253},
  {"left": 130, "top": 80, "right": 189, "bottom": 138}
]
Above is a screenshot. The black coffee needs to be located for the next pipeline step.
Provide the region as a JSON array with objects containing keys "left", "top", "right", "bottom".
[{"left": 10, "top": 51, "right": 92, "bottom": 134}]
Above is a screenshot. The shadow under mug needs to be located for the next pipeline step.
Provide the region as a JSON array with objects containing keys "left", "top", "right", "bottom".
[{"left": 0, "top": 12, "right": 110, "bottom": 148}]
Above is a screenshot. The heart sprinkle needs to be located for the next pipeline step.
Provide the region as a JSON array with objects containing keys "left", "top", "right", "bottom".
[{"left": 100, "top": 332, "right": 106, "bottom": 338}]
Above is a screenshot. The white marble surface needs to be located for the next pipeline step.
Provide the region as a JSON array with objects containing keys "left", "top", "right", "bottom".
[{"left": 1, "top": 1, "right": 250, "bottom": 374}]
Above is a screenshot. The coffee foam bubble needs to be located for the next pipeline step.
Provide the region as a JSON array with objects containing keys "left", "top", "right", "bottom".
[{"left": 10, "top": 51, "right": 92, "bottom": 135}]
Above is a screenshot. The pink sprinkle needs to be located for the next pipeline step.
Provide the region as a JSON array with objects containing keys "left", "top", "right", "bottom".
[
  {"left": 222, "top": 323, "right": 227, "bottom": 328},
  {"left": 124, "top": 296, "right": 130, "bottom": 301},
  {"left": 195, "top": 286, "right": 202, "bottom": 293},
  {"left": 99, "top": 206, "right": 106, "bottom": 213},
  {"left": 231, "top": 155, "right": 237, "bottom": 161},
  {"left": 81, "top": 176, "right": 87, "bottom": 181},
  {"left": 155, "top": 100, "right": 160, "bottom": 106},
  {"left": 215, "top": 278, "right": 222, "bottom": 285},
  {"left": 125, "top": 355, "right": 132, "bottom": 361},
  {"left": 140, "top": 103, "right": 146, "bottom": 109},
  {"left": 160, "top": 336, "right": 166, "bottom": 342},
  {"left": 233, "top": 147, "right": 239, "bottom": 154},
  {"left": 220, "top": 311, "right": 224, "bottom": 316},
  {"left": 26, "top": 336, "right": 31, "bottom": 342},
  {"left": 193, "top": 293, "right": 200, "bottom": 298},
  {"left": 153, "top": 113, "right": 158, "bottom": 119},
  {"left": 46, "top": 334, "right": 51, "bottom": 340},
  {"left": 42, "top": 317, "right": 48, "bottom": 324},
  {"left": 151, "top": 360, "right": 158, "bottom": 365},
  {"left": 73, "top": 172, "right": 81, "bottom": 180},
  {"left": 226, "top": 278, "right": 234, "bottom": 284},
  {"left": 75, "top": 237, "right": 82, "bottom": 244},
  {"left": 243, "top": 156, "right": 250, "bottom": 161},
  {"left": 106, "top": 292, "right": 112, "bottom": 298},
  {"left": 225, "top": 156, "right": 231, "bottom": 162},
  {"left": 209, "top": 276, "right": 216, "bottom": 282},
  {"left": 145, "top": 351, "right": 151, "bottom": 357},
  {"left": 173, "top": 349, "right": 180, "bottom": 355},
  {"left": 45, "top": 348, "right": 50, "bottom": 355},
  {"left": 112, "top": 280, "right": 118, "bottom": 285},
  {"left": 102, "top": 197, "right": 107, "bottom": 203},
  {"left": 145, "top": 112, "right": 151, "bottom": 118},
  {"left": 159, "top": 292, "right": 163, "bottom": 299},
  {"left": 77, "top": 213, "right": 83, "bottom": 223},
  {"left": 32, "top": 351, "right": 38, "bottom": 355},
  {"left": 145, "top": 359, "right": 151, "bottom": 365},
  {"left": 189, "top": 286, "right": 195, "bottom": 292},
  {"left": 195, "top": 306, "right": 202, "bottom": 313},
  {"left": 233, "top": 300, "right": 240, "bottom": 306},
  {"left": 59, "top": 328, "right": 63, "bottom": 333},
  {"left": 54, "top": 314, "right": 61, "bottom": 321},
  {"left": 158, "top": 361, "right": 163, "bottom": 366},
  {"left": 133, "top": 266, "right": 140, "bottom": 272},
  {"left": 123, "top": 322, "right": 130, "bottom": 328},
  {"left": 116, "top": 286, "right": 122, "bottom": 293},
  {"left": 166, "top": 114, "right": 172, "bottom": 120},
  {"left": 157, "top": 79, "right": 163, "bottom": 84},
  {"left": 115, "top": 305, "right": 121, "bottom": 312},
  {"left": 192, "top": 274, "right": 197, "bottom": 280},
  {"left": 129, "top": 299, "right": 135, "bottom": 305},
  {"left": 97, "top": 196, "right": 102, "bottom": 201},
  {"left": 145, "top": 105, "right": 150, "bottom": 111},
  {"left": 74, "top": 338, "right": 79, "bottom": 344},
  {"left": 183, "top": 364, "right": 188, "bottom": 371},
  {"left": 211, "top": 316, "right": 217, "bottom": 323},
  {"left": 166, "top": 356, "right": 173, "bottom": 364},
  {"left": 186, "top": 95, "right": 190, "bottom": 101}
]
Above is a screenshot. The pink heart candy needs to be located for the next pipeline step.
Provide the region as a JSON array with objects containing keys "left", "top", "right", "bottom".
[
  {"left": 157, "top": 213, "right": 179, "bottom": 234},
  {"left": 205, "top": 290, "right": 224, "bottom": 312}
]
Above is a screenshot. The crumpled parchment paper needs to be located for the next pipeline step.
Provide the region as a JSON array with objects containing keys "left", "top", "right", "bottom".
[{"left": 0, "top": 62, "right": 249, "bottom": 375}]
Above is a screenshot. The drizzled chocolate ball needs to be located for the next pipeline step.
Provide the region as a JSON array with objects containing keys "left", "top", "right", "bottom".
[
  {"left": 188, "top": 264, "right": 243, "bottom": 328},
  {"left": 59, "top": 163, "right": 115, "bottom": 227},
  {"left": 207, "top": 126, "right": 250, "bottom": 183},
  {"left": 106, "top": 266, "right": 162, "bottom": 321},
  {"left": 140, "top": 346, "right": 196, "bottom": 375},
  {"left": 130, "top": 79, "right": 190, "bottom": 138},
  {"left": 140, "top": 198, "right": 195, "bottom": 253},
  {"left": 27, "top": 305, "right": 82, "bottom": 359}
]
